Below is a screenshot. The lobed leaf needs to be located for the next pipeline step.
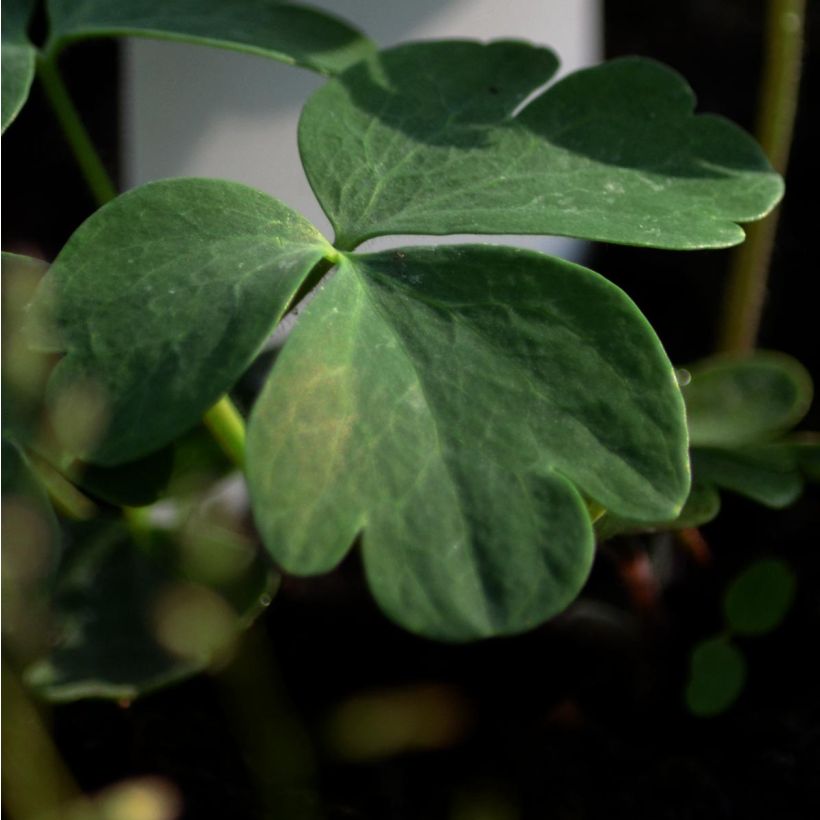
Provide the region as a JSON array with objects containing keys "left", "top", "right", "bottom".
[
  {"left": 24, "top": 519, "right": 276, "bottom": 701},
  {"left": 299, "top": 41, "right": 783, "bottom": 250},
  {"left": 247, "top": 245, "right": 689, "bottom": 640},
  {"left": 31, "top": 178, "right": 334, "bottom": 465},
  {"left": 1, "top": 0, "right": 38, "bottom": 132},
  {"left": 46, "top": 0, "right": 374, "bottom": 76},
  {"left": 683, "top": 352, "right": 813, "bottom": 447}
]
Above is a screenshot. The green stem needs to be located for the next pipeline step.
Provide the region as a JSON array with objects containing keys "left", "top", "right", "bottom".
[
  {"left": 717, "top": 0, "right": 805, "bottom": 353},
  {"left": 27, "top": 450, "right": 99, "bottom": 521},
  {"left": 1, "top": 665, "right": 90, "bottom": 819},
  {"left": 35, "top": 54, "right": 118, "bottom": 207},
  {"left": 204, "top": 396, "right": 247, "bottom": 469}
]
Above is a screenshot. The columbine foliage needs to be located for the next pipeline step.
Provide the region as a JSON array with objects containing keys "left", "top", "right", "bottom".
[
  {"left": 1, "top": 0, "right": 813, "bottom": 697},
  {"left": 300, "top": 41, "right": 783, "bottom": 249}
]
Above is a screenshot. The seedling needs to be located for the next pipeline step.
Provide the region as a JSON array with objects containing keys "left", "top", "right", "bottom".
[{"left": 1, "top": 1, "right": 815, "bottom": 707}]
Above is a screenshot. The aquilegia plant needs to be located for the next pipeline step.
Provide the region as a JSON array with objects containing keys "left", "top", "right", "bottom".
[{"left": 2, "top": 0, "right": 816, "bottom": 701}]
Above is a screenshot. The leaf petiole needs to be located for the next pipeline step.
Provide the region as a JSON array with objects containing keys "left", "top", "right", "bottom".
[
  {"left": 35, "top": 54, "right": 117, "bottom": 207},
  {"left": 204, "top": 395, "right": 247, "bottom": 469}
]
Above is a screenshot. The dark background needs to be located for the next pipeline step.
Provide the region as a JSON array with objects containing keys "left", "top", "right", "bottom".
[{"left": 3, "top": 2, "right": 819, "bottom": 818}]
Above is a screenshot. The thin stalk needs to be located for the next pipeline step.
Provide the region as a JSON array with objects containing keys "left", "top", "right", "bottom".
[
  {"left": 27, "top": 450, "right": 98, "bottom": 521},
  {"left": 717, "top": 0, "right": 805, "bottom": 353},
  {"left": 35, "top": 55, "right": 117, "bottom": 208},
  {"left": 204, "top": 396, "right": 247, "bottom": 469},
  {"left": 1, "top": 666, "right": 91, "bottom": 820}
]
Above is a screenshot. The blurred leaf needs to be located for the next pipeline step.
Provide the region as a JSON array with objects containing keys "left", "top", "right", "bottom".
[
  {"left": 2, "top": 437, "right": 62, "bottom": 663},
  {"left": 326, "top": 684, "right": 468, "bottom": 761},
  {"left": 24, "top": 519, "right": 277, "bottom": 701},
  {"left": 1, "top": 253, "right": 52, "bottom": 447},
  {"left": 683, "top": 352, "right": 812, "bottom": 447},
  {"left": 724, "top": 558, "right": 795, "bottom": 636},
  {"left": 1, "top": 437, "right": 60, "bottom": 553},
  {"left": 248, "top": 245, "right": 689, "bottom": 640},
  {"left": 686, "top": 637, "right": 746, "bottom": 717},
  {"left": 301, "top": 43, "right": 782, "bottom": 249},
  {"left": 46, "top": 0, "right": 374, "bottom": 76},
  {"left": 692, "top": 444, "right": 803, "bottom": 508},
  {"left": 596, "top": 479, "right": 720, "bottom": 541},
  {"left": 32, "top": 179, "right": 334, "bottom": 465},
  {"left": 790, "top": 434, "right": 820, "bottom": 482},
  {"left": 1, "top": 0, "right": 38, "bottom": 132}
]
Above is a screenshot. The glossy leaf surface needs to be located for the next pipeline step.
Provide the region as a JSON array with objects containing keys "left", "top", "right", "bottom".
[
  {"left": 46, "top": 0, "right": 374, "bottom": 75},
  {"left": 300, "top": 42, "right": 783, "bottom": 249},
  {"left": 1, "top": 0, "right": 37, "bottom": 132},
  {"left": 683, "top": 353, "right": 812, "bottom": 447},
  {"left": 25, "top": 520, "right": 277, "bottom": 701},
  {"left": 724, "top": 558, "right": 795, "bottom": 636},
  {"left": 248, "top": 245, "right": 689, "bottom": 640},
  {"left": 32, "top": 179, "right": 333, "bottom": 465}
]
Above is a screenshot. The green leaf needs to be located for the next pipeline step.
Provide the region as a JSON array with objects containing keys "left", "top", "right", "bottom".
[
  {"left": 299, "top": 42, "right": 783, "bottom": 250},
  {"left": 32, "top": 178, "right": 334, "bottom": 465},
  {"left": 724, "top": 558, "right": 795, "bottom": 636},
  {"left": 692, "top": 444, "right": 803, "bottom": 508},
  {"left": 24, "top": 519, "right": 277, "bottom": 702},
  {"left": 247, "top": 245, "right": 689, "bottom": 640},
  {"left": 686, "top": 637, "right": 746, "bottom": 717},
  {"left": 683, "top": 352, "right": 813, "bottom": 447},
  {"left": 46, "top": 0, "right": 374, "bottom": 76},
  {"left": 1, "top": 0, "right": 38, "bottom": 132}
]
